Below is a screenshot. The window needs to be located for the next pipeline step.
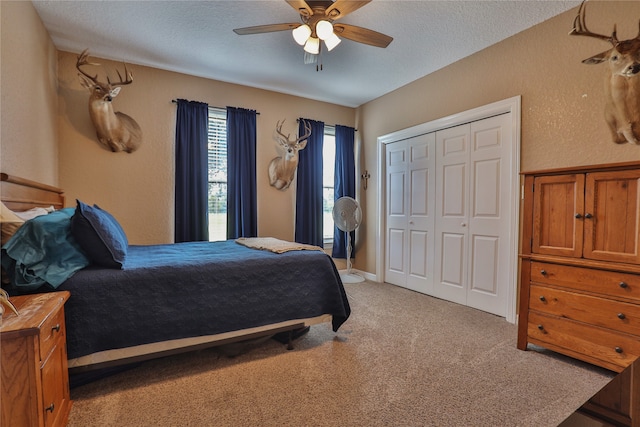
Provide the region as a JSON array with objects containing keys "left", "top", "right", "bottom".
[
  {"left": 208, "top": 107, "right": 227, "bottom": 241},
  {"left": 323, "top": 126, "right": 335, "bottom": 246},
  {"left": 208, "top": 114, "right": 334, "bottom": 244}
]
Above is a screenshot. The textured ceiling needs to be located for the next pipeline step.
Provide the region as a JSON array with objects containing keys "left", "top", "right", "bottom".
[{"left": 32, "top": 0, "right": 581, "bottom": 107}]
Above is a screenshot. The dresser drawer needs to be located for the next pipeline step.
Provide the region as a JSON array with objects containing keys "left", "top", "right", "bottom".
[
  {"left": 39, "top": 308, "right": 65, "bottom": 362},
  {"left": 528, "top": 311, "right": 640, "bottom": 369},
  {"left": 529, "top": 284, "right": 640, "bottom": 336},
  {"left": 530, "top": 261, "right": 640, "bottom": 302}
]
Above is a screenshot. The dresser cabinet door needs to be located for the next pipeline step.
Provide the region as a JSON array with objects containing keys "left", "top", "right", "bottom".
[
  {"left": 584, "top": 170, "right": 640, "bottom": 264},
  {"left": 532, "top": 174, "right": 585, "bottom": 257}
]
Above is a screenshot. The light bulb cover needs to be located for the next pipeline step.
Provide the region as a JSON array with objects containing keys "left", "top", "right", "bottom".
[
  {"left": 316, "top": 20, "right": 334, "bottom": 40},
  {"left": 292, "top": 24, "right": 311, "bottom": 45},
  {"left": 303, "top": 37, "right": 320, "bottom": 54},
  {"left": 324, "top": 33, "right": 341, "bottom": 51}
]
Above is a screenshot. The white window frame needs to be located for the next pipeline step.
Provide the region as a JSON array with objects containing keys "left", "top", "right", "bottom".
[
  {"left": 323, "top": 125, "right": 336, "bottom": 248},
  {"left": 207, "top": 107, "right": 227, "bottom": 241}
]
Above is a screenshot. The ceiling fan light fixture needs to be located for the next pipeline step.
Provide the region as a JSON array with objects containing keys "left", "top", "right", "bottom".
[
  {"left": 303, "top": 51, "right": 318, "bottom": 65},
  {"left": 292, "top": 24, "right": 311, "bottom": 45},
  {"left": 303, "top": 37, "right": 320, "bottom": 54},
  {"left": 315, "top": 20, "right": 334, "bottom": 40},
  {"left": 324, "top": 32, "right": 341, "bottom": 51}
]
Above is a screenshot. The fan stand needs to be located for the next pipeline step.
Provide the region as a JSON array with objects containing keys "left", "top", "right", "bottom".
[{"left": 340, "top": 231, "right": 364, "bottom": 284}]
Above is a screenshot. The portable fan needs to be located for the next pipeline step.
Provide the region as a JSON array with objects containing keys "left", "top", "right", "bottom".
[{"left": 333, "top": 196, "right": 364, "bottom": 283}]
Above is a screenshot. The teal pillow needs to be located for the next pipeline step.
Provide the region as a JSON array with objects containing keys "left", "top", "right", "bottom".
[
  {"left": 1, "top": 208, "right": 89, "bottom": 291},
  {"left": 71, "top": 200, "right": 128, "bottom": 269}
]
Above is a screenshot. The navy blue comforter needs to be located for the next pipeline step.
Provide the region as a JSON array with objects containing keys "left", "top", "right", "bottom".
[{"left": 57, "top": 240, "right": 350, "bottom": 360}]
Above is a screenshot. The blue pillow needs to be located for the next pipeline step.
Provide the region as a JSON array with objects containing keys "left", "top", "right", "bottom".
[{"left": 71, "top": 200, "right": 128, "bottom": 269}]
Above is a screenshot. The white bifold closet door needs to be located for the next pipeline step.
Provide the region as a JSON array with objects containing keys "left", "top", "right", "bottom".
[
  {"left": 385, "top": 113, "right": 512, "bottom": 317},
  {"left": 432, "top": 114, "right": 512, "bottom": 316},
  {"left": 385, "top": 133, "right": 436, "bottom": 294}
]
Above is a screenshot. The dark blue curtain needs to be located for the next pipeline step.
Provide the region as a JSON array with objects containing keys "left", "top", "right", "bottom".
[
  {"left": 295, "top": 118, "right": 324, "bottom": 246},
  {"left": 174, "top": 99, "right": 209, "bottom": 243},
  {"left": 332, "top": 125, "right": 356, "bottom": 258},
  {"left": 226, "top": 106, "right": 257, "bottom": 239}
]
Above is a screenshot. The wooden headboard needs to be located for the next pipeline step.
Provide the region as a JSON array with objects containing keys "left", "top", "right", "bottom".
[{"left": 0, "top": 173, "right": 65, "bottom": 211}]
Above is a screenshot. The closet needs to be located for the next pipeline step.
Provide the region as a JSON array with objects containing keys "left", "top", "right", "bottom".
[{"left": 382, "top": 102, "right": 517, "bottom": 319}]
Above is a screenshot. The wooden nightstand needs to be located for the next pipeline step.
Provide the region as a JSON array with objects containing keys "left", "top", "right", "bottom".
[{"left": 1, "top": 291, "right": 72, "bottom": 427}]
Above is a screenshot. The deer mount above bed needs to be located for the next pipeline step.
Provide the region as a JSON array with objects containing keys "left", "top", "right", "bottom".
[{"left": 76, "top": 49, "right": 143, "bottom": 153}]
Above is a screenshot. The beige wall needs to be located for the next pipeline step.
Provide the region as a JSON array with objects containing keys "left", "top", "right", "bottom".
[
  {"left": 1, "top": 1, "right": 58, "bottom": 186},
  {"left": 56, "top": 51, "right": 355, "bottom": 245},
  {"left": 354, "top": 1, "right": 640, "bottom": 275}
]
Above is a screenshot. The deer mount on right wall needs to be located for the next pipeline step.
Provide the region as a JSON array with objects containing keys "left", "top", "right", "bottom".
[{"left": 570, "top": 0, "right": 640, "bottom": 145}]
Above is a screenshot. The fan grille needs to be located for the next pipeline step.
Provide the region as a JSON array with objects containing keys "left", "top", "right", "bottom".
[{"left": 333, "top": 196, "right": 361, "bottom": 232}]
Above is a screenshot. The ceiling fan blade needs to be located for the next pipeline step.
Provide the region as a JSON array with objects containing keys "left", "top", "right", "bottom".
[
  {"left": 325, "top": 0, "right": 371, "bottom": 21},
  {"left": 285, "top": 0, "right": 314, "bottom": 17},
  {"left": 333, "top": 24, "right": 393, "bottom": 48},
  {"left": 233, "top": 23, "right": 300, "bottom": 35}
]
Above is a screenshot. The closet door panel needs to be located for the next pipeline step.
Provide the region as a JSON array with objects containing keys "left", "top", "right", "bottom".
[
  {"left": 466, "top": 114, "right": 512, "bottom": 316},
  {"left": 385, "top": 140, "right": 409, "bottom": 286},
  {"left": 406, "top": 133, "right": 436, "bottom": 292},
  {"left": 434, "top": 124, "right": 469, "bottom": 304}
]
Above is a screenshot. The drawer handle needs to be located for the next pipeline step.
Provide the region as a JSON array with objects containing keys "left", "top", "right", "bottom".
[
  {"left": 45, "top": 403, "right": 55, "bottom": 413},
  {"left": 51, "top": 324, "right": 60, "bottom": 333},
  {"left": 619, "top": 282, "right": 629, "bottom": 289},
  {"left": 617, "top": 313, "right": 626, "bottom": 320},
  {"left": 540, "top": 269, "right": 547, "bottom": 276},
  {"left": 539, "top": 296, "right": 546, "bottom": 302},
  {"left": 615, "top": 347, "right": 624, "bottom": 354},
  {"left": 537, "top": 324, "right": 544, "bottom": 331}
]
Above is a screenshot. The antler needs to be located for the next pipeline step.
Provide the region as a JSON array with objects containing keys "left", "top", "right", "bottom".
[
  {"left": 569, "top": 0, "right": 619, "bottom": 46},
  {"left": 76, "top": 48, "right": 133, "bottom": 86},
  {"left": 296, "top": 119, "right": 312, "bottom": 144},
  {"left": 107, "top": 62, "right": 134, "bottom": 86},
  {"left": 76, "top": 48, "right": 100, "bottom": 83},
  {"left": 275, "top": 119, "right": 292, "bottom": 145},
  {"left": 275, "top": 119, "right": 312, "bottom": 145}
]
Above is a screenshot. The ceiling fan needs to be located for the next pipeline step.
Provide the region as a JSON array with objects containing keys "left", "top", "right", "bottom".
[{"left": 233, "top": 0, "right": 393, "bottom": 68}]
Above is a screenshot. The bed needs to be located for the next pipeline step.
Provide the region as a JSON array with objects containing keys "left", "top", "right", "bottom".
[{"left": 0, "top": 173, "right": 350, "bottom": 373}]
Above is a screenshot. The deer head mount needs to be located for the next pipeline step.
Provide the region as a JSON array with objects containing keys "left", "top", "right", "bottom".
[
  {"left": 76, "top": 49, "right": 143, "bottom": 153},
  {"left": 570, "top": 0, "right": 640, "bottom": 145},
  {"left": 268, "top": 119, "right": 312, "bottom": 191}
]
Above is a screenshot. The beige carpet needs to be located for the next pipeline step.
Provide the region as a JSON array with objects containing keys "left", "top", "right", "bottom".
[{"left": 67, "top": 280, "right": 613, "bottom": 427}]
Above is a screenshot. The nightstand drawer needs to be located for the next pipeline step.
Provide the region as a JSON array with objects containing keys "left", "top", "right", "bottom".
[
  {"left": 530, "top": 261, "right": 640, "bottom": 302},
  {"left": 528, "top": 311, "right": 640, "bottom": 370},
  {"left": 39, "top": 308, "right": 65, "bottom": 361},
  {"left": 530, "top": 284, "right": 640, "bottom": 336}
]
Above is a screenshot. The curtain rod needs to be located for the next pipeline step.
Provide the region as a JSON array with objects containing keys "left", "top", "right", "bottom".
[
  {"left": 171, "top": 99, "right": 260, "bottom": 114},
  {"left": 297, "top": 118, "right": 358, "bottom": 132}
]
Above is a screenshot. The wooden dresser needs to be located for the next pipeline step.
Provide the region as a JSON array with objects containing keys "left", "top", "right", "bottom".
[
  {"left": 518, "top": 161, "right": 640, "bottom": 373},
  {"left": 1, "top": 291, "right": 72, "bottom": 427}
]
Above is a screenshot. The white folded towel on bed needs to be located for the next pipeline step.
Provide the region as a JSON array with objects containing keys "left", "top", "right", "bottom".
[{"left": 235, "top": 237, "right": 324, "bottom": 254}]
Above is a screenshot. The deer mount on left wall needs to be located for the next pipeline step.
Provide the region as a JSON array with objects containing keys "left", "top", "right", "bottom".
[{"left": 76, "top": 49, "right": 143, "bottom": 153}]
